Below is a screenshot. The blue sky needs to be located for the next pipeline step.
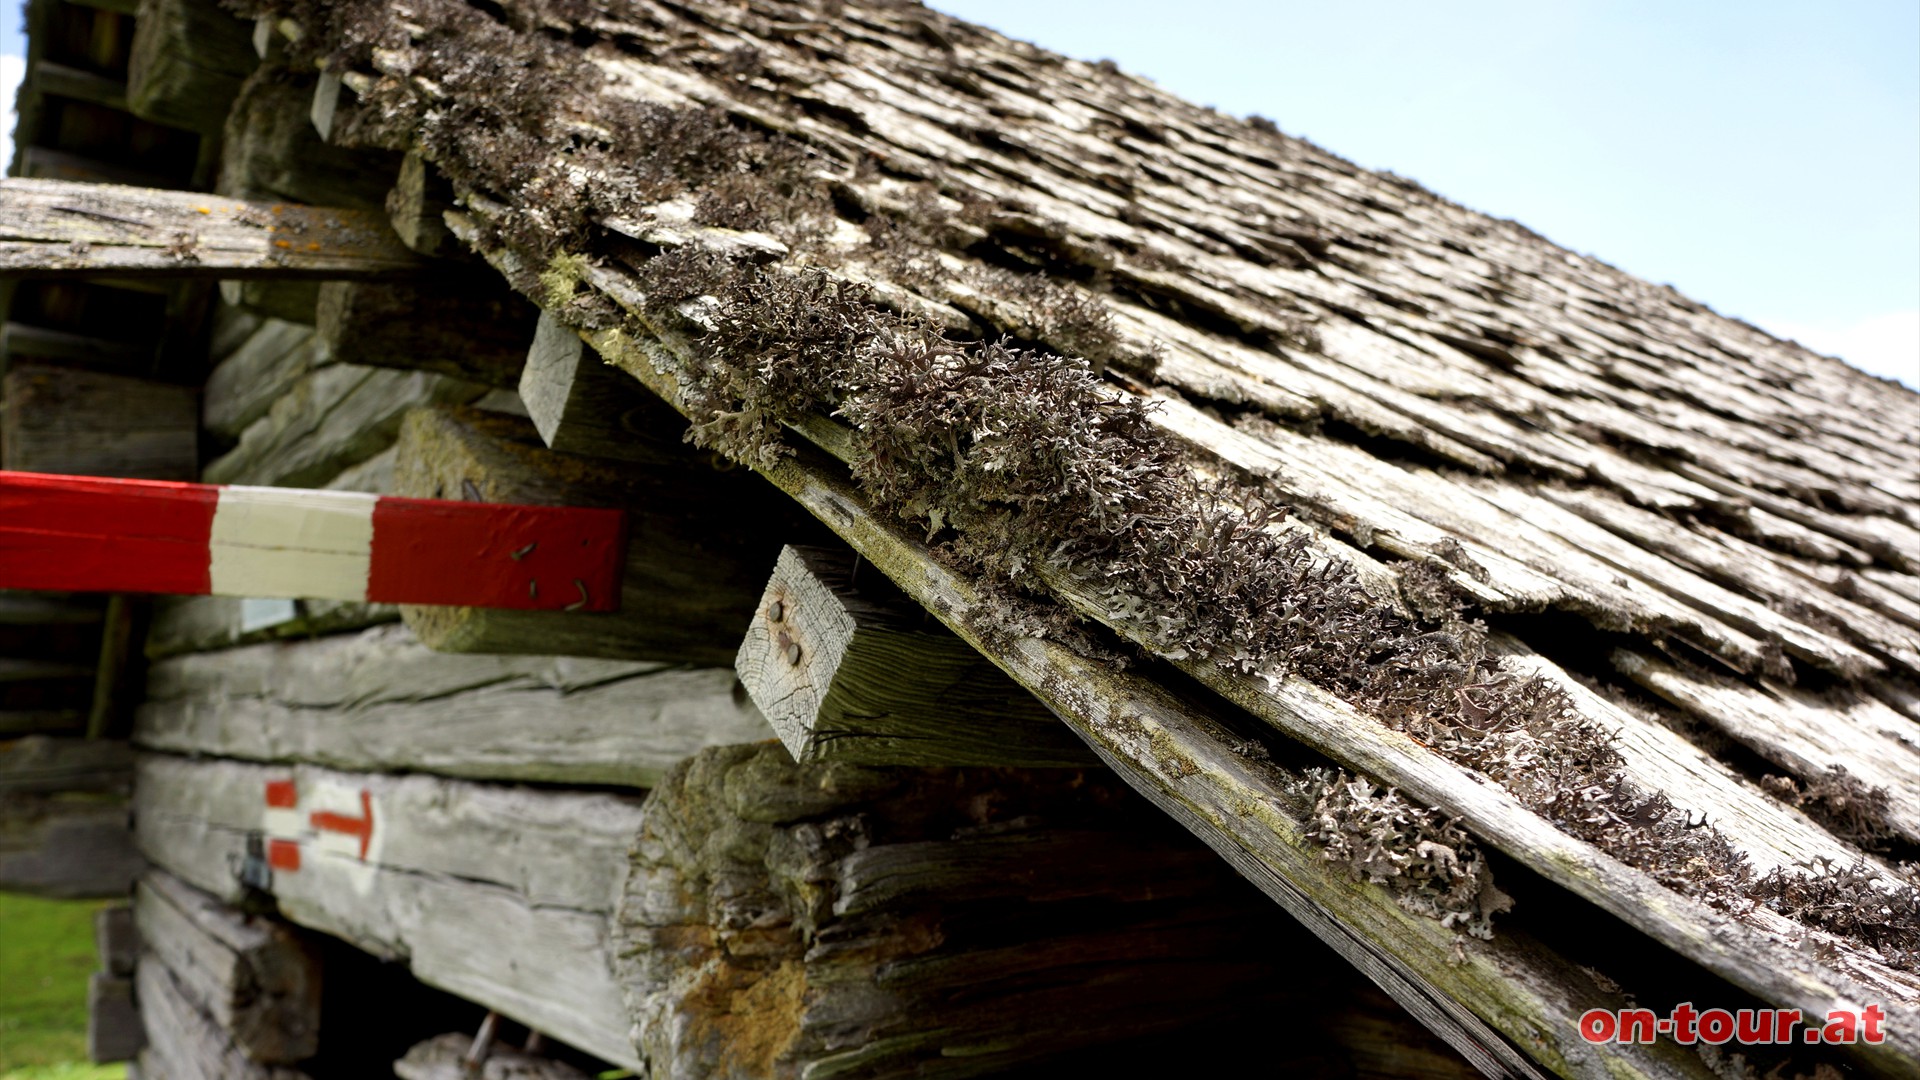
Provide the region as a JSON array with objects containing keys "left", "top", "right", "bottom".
[{"left": 4, "top": 1, "right": 1915, "bottom": 384}]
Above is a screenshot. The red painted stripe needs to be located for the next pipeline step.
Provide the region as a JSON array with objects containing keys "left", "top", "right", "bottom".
[
  {"left": 267, "top": 839, "right": 302, "bottom": 872},
  {"left": 264, "top": 779, "right": 298, "bottom": 808},
  {"left": 309, "top": 789, "right": 374, "bottom": 860},
  {"left": 367, "top": 497, "right": 626, "bottom": 611},
  {"left": 0, "top": 471, "right": 217, "bottom": 594}
]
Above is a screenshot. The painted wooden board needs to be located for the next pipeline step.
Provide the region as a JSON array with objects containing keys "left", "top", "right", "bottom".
[
  {"left": 132, "top": 753, "right": 643, "bottom": 1069},
  {"left": 0, "top": 178, "right": 424, "bottom": 280},
  {"left": 136, "top": 623, "right": 772, "bottom": 788},
  {"left": 0, "top": 471, "right": 625, "bottom": 611}
]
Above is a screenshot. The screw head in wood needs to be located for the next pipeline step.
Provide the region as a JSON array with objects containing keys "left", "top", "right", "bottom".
[
  {"left": 768, "top": 600, "right": 784, "bottom": 622},
  {"left": 786, "top": 642, "right": 802, "bottom": 666}
]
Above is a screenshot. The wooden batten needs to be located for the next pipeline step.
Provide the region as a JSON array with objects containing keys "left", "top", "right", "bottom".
[
  {"left": 518, "top": 311, "right": 672, "bottom": 463},
  {"left": 393, "top": 405, "right": 812, "bottom": 664},
  {"left": 28, "top": 61, "right": 128, "bottom": 111},
  {"left": 315, "top": 278, "right": 537, "bottom": 388},
  {"left": 88, "top": 971, "right": 146, "bottom": 1063},
  {"left": 1, "top": 365, "right": 197, "bottom": 479},
  {"left": 127, "top": 0, "right": 255, "bottom": 134},
  {"left": 136, "top": 623, "right": 772, "bottom": 788},
  {"left": 134, "top": 871, "right": 323, "bottom": 1063},
  {"left": 386, "top": 152, "right": 461, "bottom": 258},
  {"left": 201, "top": 363, "right": 489, "bottom": 488},
  {"left": 738, "top": 544, "right": 1097, "bottom": 767},
  {"left": 0, "top": 179, "right": 425, "bottom": 282},
  {"left": 133, "top": 753, "right": 644, "bottom": 1069}
]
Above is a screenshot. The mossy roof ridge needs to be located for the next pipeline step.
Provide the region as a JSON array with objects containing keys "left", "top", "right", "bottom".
[{"left": 243, "top": 0, "right": 1920, "bottom": 1058}]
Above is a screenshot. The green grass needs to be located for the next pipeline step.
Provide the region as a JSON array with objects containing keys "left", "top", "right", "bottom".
[{"left": 0, "top": 891, "right": 121, "bottom": 1079}]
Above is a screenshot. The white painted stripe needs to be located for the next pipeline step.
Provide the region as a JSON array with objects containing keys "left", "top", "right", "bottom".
[{"left": 207, "top": 486, "right": 377, "bottom": 601}]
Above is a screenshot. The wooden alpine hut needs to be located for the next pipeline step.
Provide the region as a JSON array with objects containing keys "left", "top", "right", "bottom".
[{"left": 2, "top": 0, "right": 1916, "bottom": 1077}]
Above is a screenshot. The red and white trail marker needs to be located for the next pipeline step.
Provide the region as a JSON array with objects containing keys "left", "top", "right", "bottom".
[{"left": 0, "top": 471, "right": 626, "bottom": 611}]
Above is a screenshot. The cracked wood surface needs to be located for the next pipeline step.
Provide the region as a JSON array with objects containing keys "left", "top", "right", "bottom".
[
  {"left": 0, "top": 177, "right": 425, "bottom": 279},
  {"left": 238, "top": 0, "right": 1918, "bottom": 1073}
]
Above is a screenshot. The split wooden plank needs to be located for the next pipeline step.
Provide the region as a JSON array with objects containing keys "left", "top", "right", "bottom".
[
  {"left": 132, "top": 753, "right": 644, "bottom": 1069},
  {"left": 202, "top": 362, "right": 490, "bottom": 488},
  {"left": 316, "top": 277, "right": 537, "bottom": 389},
  {"left": 127, "top": 0, "right": 256, "bottom": 134},
  {"left": 136, "top": 623, "right": 771, "bottom": 788},
  {"left": 0, "top": 471, "right": 626, "bottom": 612},
  {"left": 736, "top": 544, "right": 1096, "bottom": 766},
  {"left": 0, "top": 178, "right": 425, "bottom": 281},
  {"left": 134, "top": 871, "right": 323, "bottom": 1063},
  {"left": 394, "top": 405, "right": 812, "bottom": 663},
  {"left": 1615, "top": 649, "right": 1920, "bottom": 843},
  {"left": 135, "top": 958, "right": 313, "bottom": 1080},
  {"left": 1, "top": 365, "right": 198, "bottom": 480}
]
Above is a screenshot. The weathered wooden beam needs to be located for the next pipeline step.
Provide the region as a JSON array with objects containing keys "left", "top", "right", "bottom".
[
  {"left": 134, "top": 956, "right": 315, "bottom": 1080},
  {"left": 0, "top": 178, "right": 426, "bottom": 281},
  {"left": 0, "top": 735, "right": 133, "bottom": 794},
  {"left": 316, "top": 277, "right": 537, "bottom": 388},
  {"left": 145, "top": 596, "right": 398, "bottom": 660},
  {"left": 219, "top": 65, "right": 397, "bottom": 210},
  {"left": 615, "top": 742, "right": 1359, "bottom": 1079},
  {"left": 133, "top": 753, "right": 644, "bottom": 1069},
  {"left": 0, "top": 319, "right": 153, "bottom": 369},
  {"left": 518, "top": 311, "right": 670, "bottom": 462},
  {"left": 385, "top": 151, "right": 461, "bottom": 258},
  {"left": 96, "top": 903, "right": 137, "bottom": 975},
  {"left": 87, "top": 595, "right": 145, "bottom": 739},
  {"left": 136, "top": 623, "right": 772, "bottom": 788},
  {"left": 1, "top": 365, "right": 198, "bottom": 479},
  {"left": 30, "top": 60, "right": 129, "bottom": 111},
  {"left": 738, "top": 544, "right": 1096, "bottom": 766},
  {"left": 0, "top": 790, "right": 143, "bottom": 897},
  {"left": 88, "top": 971, "right": 146, "bottom": 1063},
  {"left": 395, "top": 406, "right": 812, "bottom": 663},
  {"left": 203, "top": 363, "right": 489, "bottom": 488},
  {"left": 217, "top": 278, "right": 321, "bottom": 324},
  {"left": 18, "top": 146, "right": 177, "bottom": 190},
  {"left": 127, "top": 0, "right": 255, "bottom": 134},
  {"left": 201, "top": 318, "right": 322, "bottom": 440},
  {"left": 134, "top": 871, "right": 323, "bottom": 1063}
]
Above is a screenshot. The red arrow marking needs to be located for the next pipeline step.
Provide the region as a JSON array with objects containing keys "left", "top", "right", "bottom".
[
  {"left": 309, "top": 789, "right": 374, "bottom": 860},
  {"left": 267, "top": 839, "right": 302, "bottom": 872},
  {"left": 264, "top": 779, "right": 298, "bottom": 808}
]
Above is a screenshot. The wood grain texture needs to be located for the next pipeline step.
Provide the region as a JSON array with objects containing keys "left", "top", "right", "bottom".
[
  {"left": 0, "top": 178, "right": 423, "bottom": 280},
  {"left": 201, "top": 318, "right": 323, "bottom": 440},
  {"left": 136, "top": 622, "right": 772, "bottom": 787},
  {"left": 1, "top": 365, "right": 197, "bottom": 479},
  {"left": 736, "top": 544, "right": 1095, "bottom": 766},
  {"left": 126, "top": 0, "right": 255, "bottom": 134},
  {"left": 317, "top": 277, "right": 536, "bottom": 388},
  {"left": 135, "top": 957, "right": 313, "bottom": 1080},
  {"left": 134, "top": 870, "right": 323, "bottom": 1063},
  {"left": 133, "top": 753, "right": 644, "bottom": 1068},
  {"left": 394, "top": 405, "right": 812, "bottom": 663}
]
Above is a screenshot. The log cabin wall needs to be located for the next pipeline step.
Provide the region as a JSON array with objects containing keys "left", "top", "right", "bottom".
[{"left": 2, "top": 1, "right": 1916, "bottom": 1078}]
